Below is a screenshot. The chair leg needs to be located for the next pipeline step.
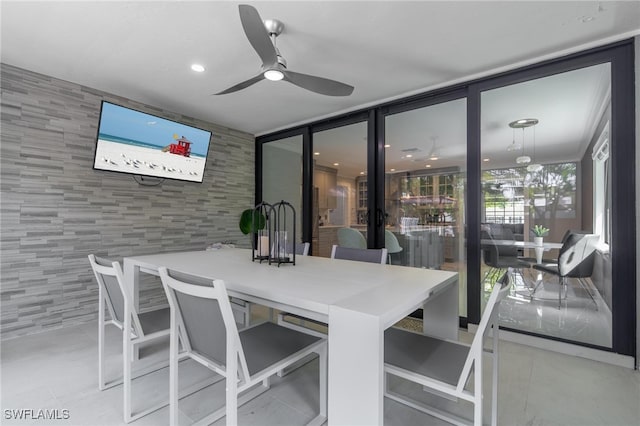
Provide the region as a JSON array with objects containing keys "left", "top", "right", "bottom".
[
  {"left": 529, "top": 271, "right": 544, "bottom": 298},
  {"left": 558, "top": 276, "right": 566, "bottom": 309},
  {"left": 98, "top": 290, "right": 106, "bottom": 390},
  {"left": 473, "top": 357, "right": 482, "bottom": 426},
  {"left": 491, "top": 322, "right": 499, "bottom": 426},
  {"left": 226, "top": 375, "right": 238, "bottom": 426},
  {"left": 558, "top": 277, "right": 562, "bottom": 309},
  {"left": 577, "top": 278, "right": 599, "bottom": 310},
  {"left": 169, "top": 313, "right": 179, "bottom": 426},
  {"left": 226, "top": 339, "right": 238, "bottom": 426},
  {"left": 319, "top": 344, "right": 328, "bottom": 419}
]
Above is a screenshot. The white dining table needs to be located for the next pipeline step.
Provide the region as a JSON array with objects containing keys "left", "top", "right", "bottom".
[{"left": 122, "top": 248, "right": 459, "bottom": 425}]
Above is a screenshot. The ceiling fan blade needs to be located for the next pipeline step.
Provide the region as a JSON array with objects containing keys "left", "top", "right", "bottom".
[
  {"left": 283, "top": 70, "right": 354, "bottom": 96},
  {"left": 213, "top": 73, "right": 265, "bottom": 95},
  {"left": 238, "top": 4, "right": 277, "bottom": 67}
]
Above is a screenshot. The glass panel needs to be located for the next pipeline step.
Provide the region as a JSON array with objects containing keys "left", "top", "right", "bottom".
[
  {"left": 262, "top": 135, "right": 303, "bottom": 244},
  {"left": 312, "top": 122, "right": 367, "bottom": 257},
  {"left": 385, "top": 98, "right": 468, "bottom": 318},
  {"left": 480, "top": 63, "right": 612, "bottom": 348}
]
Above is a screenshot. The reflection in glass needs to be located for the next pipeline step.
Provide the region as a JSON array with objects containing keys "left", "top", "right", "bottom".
[
  {"left": 480, "top": 63, "right": 612, "bottom": 348},
  {"left": 312, "top": 122, "right": 367, "bottom": 258},
  {"left": 385, "top": 98, "right": 468, "bottom": 317},
  {"left": 262, "top": 136, "right": 303, "bottom": 244}
]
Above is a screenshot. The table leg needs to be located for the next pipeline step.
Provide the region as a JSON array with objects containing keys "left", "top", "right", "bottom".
[
  {"left": 535, "top": 247, "right": 543, "bottom": 264},
  {"left": 423, "top": 279, "right": 459, "bottom": 340},
  {"left": 328, "top": 306, "right": 383, "bottom": 426}
]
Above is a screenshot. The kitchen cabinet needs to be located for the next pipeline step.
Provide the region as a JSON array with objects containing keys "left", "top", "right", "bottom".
[
  {"left": 356, "top": 177, "right": 367, "bottom": 223},
  {"left": 315, "top": 166, "right": 337, "bottom": 209},
  {"left": 356, "top": 177, "right": 367, "bottom": 209}
]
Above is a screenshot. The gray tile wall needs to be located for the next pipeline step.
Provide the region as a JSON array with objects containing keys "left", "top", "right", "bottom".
[{"left": 0, "top": 63, "right": 255, "bottom": 339}]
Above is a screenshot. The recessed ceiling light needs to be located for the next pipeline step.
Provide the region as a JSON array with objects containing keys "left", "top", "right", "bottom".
[
  {"left": 483, "top": 158, "right": 490, "bottom": 162},
  {"left": 333, "top": 162, "right": 339, "bottom": 166},
  {"left": 425, "top": 164, "right": 431, "bottom": 168},
  {"left": 191, "top": 64, "right": 205, "bottom": 72},
  {"left": 406, "top": 154, "right": 413, "bottom": 158},
  {"left": 390, "top": 168, "right": 395, "bottom": 172},
  {"left": 314, "top": 152, "right": 320, "bottom": 156},
  {"left": 384, "top": 144, "right": 391, "bottom": 148},
  {"left": 360, "top": 171, "right": 365, "bottom": 175},
  {"left": 429, "top": 155, "right": 439, "bottom": 161}
]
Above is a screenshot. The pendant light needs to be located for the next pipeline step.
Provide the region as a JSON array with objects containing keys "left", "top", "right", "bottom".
[
  {"left": 506, "top": 128, "right": 521, "bottom": 152},
  {"left": 428, "top": 137, "right": 440, "bottom": 161},
  {"left": 508, "top": 118, "right": 538, "bottom": 166},
  {"left": 526, "top": 121, "right": 542, "bottom": 172}
]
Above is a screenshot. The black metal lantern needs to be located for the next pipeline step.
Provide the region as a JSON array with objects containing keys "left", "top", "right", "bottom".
[
  {"left": 250, "top": 202, "right": 272, "bottom": 263},
  {"left": 269, "top": 200, "right": 296, "bottom": 266}
]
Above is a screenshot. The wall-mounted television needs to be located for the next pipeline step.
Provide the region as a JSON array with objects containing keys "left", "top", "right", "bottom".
[{"left": 93, "top": 101, "right": 212, "bottom": 183}]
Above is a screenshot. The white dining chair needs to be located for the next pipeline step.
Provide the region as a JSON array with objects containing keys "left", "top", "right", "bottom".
[
  {"left": 159, "top": 266, "right": 327, "bottom": 426},
  {"left": 331, "top": 245, "right": 388, "bottom": 264},
  {"left": 89, "top": 255, "right": 218, "bottom": 422},
  {"left": 384, "top": 272, "right": 511, "bottom": 426},
  {"left": 88, "top": 254, "right": 171, "bottom": 391}
]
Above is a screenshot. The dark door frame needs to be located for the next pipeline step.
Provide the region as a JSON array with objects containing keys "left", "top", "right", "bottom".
[{"left": 256, "top": 38, "right": 636, "bottom": 358}]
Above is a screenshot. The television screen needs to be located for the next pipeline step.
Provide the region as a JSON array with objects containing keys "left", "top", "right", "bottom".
[{"left": 93, "top": 101, "right": 212, "bottom": 183}]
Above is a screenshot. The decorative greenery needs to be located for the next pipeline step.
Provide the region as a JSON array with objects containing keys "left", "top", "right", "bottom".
[
  {"left": 532, "top": 225, "right": 550, "bottom": 237},
  {"left": 239, "top": 209, "right": 266, "bottom": 235}
]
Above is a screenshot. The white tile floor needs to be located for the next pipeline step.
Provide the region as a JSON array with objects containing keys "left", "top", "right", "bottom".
[
  {"left": 2, "top": 319, "right": 639, "bottom": 426},
  {"left": 499, "top": 271, "right": 612, "bottom": 348}
]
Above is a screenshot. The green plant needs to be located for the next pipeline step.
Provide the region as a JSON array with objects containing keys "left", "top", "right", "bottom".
[
  {"left": 532, "top": 225, "right": 549, "bottom": 237},
  {"left": 239, "top": 209, "right": 266, "bottom": 235}
]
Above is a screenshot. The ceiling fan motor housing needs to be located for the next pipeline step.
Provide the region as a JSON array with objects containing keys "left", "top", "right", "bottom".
[{"left": 263, "top": 18, "right": 284, "bottom": 36}]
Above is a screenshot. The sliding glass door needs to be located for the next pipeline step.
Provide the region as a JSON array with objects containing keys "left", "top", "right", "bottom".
[
  {"left": 384, "top": 97, "right": 468, "bottom": 317},
  {"left": 311, "top": 121, "right": 368, "bottom": 257},
  {"left": 257, "top": 40, "right": 635, "bottom": 358},
  {"left": 479, "top": 63, "right": 613, "bottom": 348},
  {"left": 261, "top": 135, "right": 304, "bottom": 246}
]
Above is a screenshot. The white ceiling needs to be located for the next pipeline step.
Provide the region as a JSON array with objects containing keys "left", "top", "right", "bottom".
[
  {"left": 2, "top": 0, "right": 639, "bottom": 141},
  {"left": 302, "top": 62, "right": 611, "bottom": 179}
]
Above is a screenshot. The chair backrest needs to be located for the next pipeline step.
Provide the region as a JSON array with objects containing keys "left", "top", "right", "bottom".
[
  {"left": 480, "top": 230, "right": 500, "bottom": 267},
  {"left": 284, "top": 242, "right": 309, "bottom": 256},
  {"left": 159, "top": 267, "right": 250, "bottom": 382},
  {"left": 88, "top": 254, "right": 126, "bottom": 325},
  {"left": 337, "top": 227, "right": 367, "bottom": 249},
  {"left": 558, "top": 232, "right": 599, "bottom": 277},
  {"left": 331, "top": 245, "right": 387, "bottom": 264},
  {"left": 384, "top": 230, "right": 403, "bottom": 254},
  {"left": 295, "top": 242, "right": 310, "bottom": 256},
  {"left": 457, "top": 271, "right": 511, "bottom": 391}
]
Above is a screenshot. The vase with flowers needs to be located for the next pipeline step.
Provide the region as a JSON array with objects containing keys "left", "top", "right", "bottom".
[{"left": 531, "top": 225, "right": 549, "bottom": 246}]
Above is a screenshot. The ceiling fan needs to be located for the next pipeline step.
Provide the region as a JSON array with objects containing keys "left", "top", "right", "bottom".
[{"left": 214, "top": 4, "right": 354, "bottom": 97}]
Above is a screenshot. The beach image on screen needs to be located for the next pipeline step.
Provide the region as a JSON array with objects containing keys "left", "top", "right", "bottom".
[{"left": 94, "top": 102, "right": 212, "bottom": 182}]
